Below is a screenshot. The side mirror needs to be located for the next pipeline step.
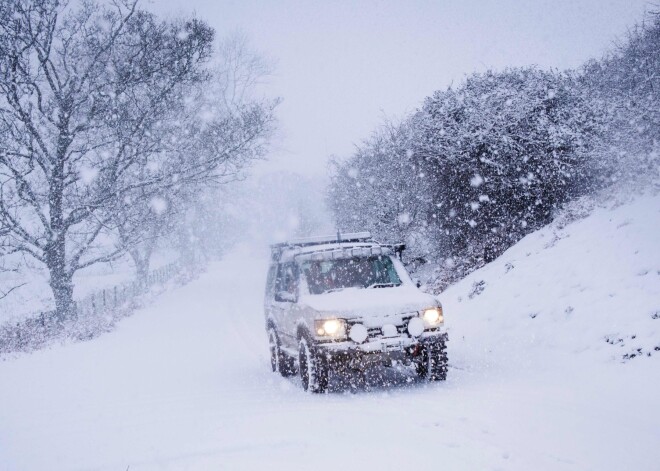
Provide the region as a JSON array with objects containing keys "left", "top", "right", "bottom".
[{"left": 275, "top": 291, "right": 296, "bottom": 303}]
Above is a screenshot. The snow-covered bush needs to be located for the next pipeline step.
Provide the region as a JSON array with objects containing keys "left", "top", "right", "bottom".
[
  {"left": 414, "top": 68, "right": 602, "bottom": 265},
  {"left": 330, "top": 68, "right": 602, "bottom": 287},
  {"left": 329, "top": 10, "right": 660, "bottom": 288},
  {"left": 581, "top": 10, "right": 660, "bottom": 185},
  {"left": 328, "top": 119, "right": 437, "bottom": 264}
]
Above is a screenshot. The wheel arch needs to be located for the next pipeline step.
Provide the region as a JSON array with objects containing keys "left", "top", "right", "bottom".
[
  {"left": 266, "top": 316, "right": 277, "bottom": 332},
  {"left": 296, "top": 320, "right": 312, "bottom": 342}
]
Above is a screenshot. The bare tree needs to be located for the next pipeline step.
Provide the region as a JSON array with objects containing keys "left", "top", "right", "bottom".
[
  {"left": 216, "top": 32, "right": 275, "bottom": 111},
  {"left": 0, "top": 0, "right": 215, "bottom": 317},
  {"left": 112, "top": 38, "right": 277, "bottom": 284},
  {"left": 0, "top": 260, "right": 26, "bottom": 301}
]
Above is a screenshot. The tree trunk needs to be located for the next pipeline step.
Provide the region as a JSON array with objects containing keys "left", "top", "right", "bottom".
[
  {"left": 47, "top": 246, "right": 74, "bottom": 322},
  {"left": 129, "top": 243, "right": 154, "bottom": 290},
  {"left": 47, "top": 105, "right": 74, "bottom": 321},
  {"left": 137, "top": 259, "right": 150, "bottom": 287},
  {"left": 134, "top": 254, "right": 150, "bottom": 289},
  {"left": 50, "top": 275, "right": 74, "bottom": 321}
]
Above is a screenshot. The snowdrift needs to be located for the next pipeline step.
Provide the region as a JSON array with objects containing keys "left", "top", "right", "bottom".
[{"left": 443, "top": 191, "right": 660, "bottom": 369}]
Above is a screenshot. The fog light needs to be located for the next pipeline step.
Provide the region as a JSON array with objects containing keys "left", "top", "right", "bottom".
[
  {"left": 349, "top": 323, "right": 368, "bottom": 343},
  {"left": 407, "top": 317, "right": 424, "bottom": 337}
]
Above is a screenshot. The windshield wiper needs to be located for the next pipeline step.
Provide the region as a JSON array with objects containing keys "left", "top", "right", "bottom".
[{"left": 366, "top": 282, "right": 400, "bottom": 289}]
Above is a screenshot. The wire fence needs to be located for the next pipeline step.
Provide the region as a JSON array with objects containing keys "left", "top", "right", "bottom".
[
  {"left": 74, "top": 263, "right": 178, "bottom": 318},
  {"left": 0, "top": 262, "right": 180, "bottom": 356}
]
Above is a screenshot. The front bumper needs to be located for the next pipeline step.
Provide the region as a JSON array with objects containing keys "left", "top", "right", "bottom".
[{"left": 317, "top": 330, "right": 448, "bottom": 368}]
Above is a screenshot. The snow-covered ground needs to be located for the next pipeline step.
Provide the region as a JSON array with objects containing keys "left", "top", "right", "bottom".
[{"left": 0, "top": 193, "right": 658, "bottom": 470}]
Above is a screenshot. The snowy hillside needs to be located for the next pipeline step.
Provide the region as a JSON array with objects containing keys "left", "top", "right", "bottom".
[
  {"left": 0, "top": 193, "right": 658, "bottom": 471},
  {"left": 444, "top": 191, "right": 660, "bottom": 368}
]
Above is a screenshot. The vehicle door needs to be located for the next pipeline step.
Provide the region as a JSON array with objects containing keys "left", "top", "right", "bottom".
[
  {"left": 273, "top": 262, "right": 300, "bottom": 349},
  {"left": 264, "top": 263, "right": 278, "bottom": 325}
]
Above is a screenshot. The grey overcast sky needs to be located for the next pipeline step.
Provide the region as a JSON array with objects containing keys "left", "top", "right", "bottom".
[{"left": 148, "top": 0, "right": 651, "bottom": 176}]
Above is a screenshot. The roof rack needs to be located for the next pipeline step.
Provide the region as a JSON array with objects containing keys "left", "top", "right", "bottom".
[
  {"left": 270, "top": 232, "right": 372, "bottom": 250},
  {"left": 270, "top": 232, "right": 374, "bottom": 261}
]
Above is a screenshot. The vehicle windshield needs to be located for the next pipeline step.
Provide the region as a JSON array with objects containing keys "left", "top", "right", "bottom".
[{"left": 301, "top": 255, "right": 402, "bottom": 295}]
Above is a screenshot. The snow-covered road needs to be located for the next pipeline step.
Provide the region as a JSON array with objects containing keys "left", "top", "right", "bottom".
[{"left": 1, "top": 240, "right": 659, "bottom": 470}]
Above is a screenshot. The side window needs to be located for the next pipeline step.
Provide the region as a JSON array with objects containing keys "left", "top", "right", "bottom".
[
  {"left": 265, "top": 265, "right": 277, "bottom": 299},
  {"left": 276, "top": 263, "right": 298, "bottom": 295}
]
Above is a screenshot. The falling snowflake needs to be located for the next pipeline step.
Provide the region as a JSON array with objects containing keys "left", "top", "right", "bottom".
[
  {"left": 79, "top": 165, "right": 98, "bottom": 184},
  {"left": 470, "top": 174, "right": 484, "bottom": 187},
  {"left": 150, "top": 197, "right": 168, "bottom": 215},
  {"left": 199, "top": 108, "right": 215, "bottom": 122},
  {"left": 397, "top": 212, "right": 411, "bottom": 225}
]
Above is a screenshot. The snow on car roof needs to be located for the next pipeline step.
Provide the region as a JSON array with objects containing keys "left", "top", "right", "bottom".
[
  {"left": 277, "top": 242, "right": 389, "bottom": 263},
  {"left": 274, "top": 232, "right": 372, "bottom": 247},
  {"left": 270, "top": 232, "right": 406, "bottom": 263}
]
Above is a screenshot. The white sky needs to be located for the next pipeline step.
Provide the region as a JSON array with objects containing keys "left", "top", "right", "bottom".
[{"left": 148, "top": 0, "right": 651, "bottom": 177}]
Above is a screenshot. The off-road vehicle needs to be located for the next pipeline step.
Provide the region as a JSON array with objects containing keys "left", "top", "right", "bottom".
[{"left": 264, "top": 232, "right": 448, "bottom": 392}]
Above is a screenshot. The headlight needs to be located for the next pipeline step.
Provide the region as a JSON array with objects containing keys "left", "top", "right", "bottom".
[
  {"left": 421, "top": 307, "right": 444, "bottom": 327},
  {"left": 314, "top": 319, "right": 347, "bottom": 338}
]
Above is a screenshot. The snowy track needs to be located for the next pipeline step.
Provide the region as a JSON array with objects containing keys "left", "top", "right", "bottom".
[{"left": 1, "top": 238, "right": 659, "bottom": 470}]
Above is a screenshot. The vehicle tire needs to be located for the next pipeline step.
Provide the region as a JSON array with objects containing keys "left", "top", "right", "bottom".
[
  {"left": 268, "top": 327, "right": 296, "bottom": 377},
  {"left": 415, "top": 342, "right": 448, "bottom": 381},
  {"left": 298, "top": 337, "right": 329, "bottom": 393}
]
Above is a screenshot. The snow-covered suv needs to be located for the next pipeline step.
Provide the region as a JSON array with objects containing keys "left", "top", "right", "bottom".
[{"left": 264, "top": 232, "right": 448, "bottom": 392}]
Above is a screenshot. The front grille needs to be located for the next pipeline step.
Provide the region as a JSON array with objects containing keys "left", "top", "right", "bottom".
[{"left": 348, "top": 313, "right": 416, "bottom": 340}]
